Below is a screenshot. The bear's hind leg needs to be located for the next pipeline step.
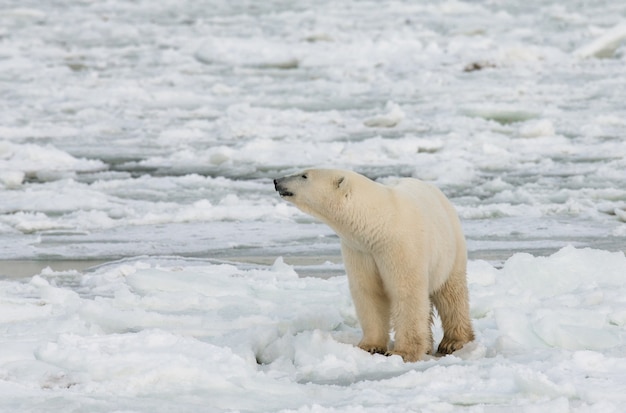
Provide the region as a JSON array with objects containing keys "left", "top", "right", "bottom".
[{"left": 431, "top": 270, "right": 474, "bottom": 355}]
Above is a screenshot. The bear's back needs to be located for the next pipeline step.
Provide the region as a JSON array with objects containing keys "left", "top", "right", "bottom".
[
  {"left": 389, "top": 178, "right": 449, "bottom": 211},
  {"left": 390, "top": 177, "right": 465, "bottom": 249}
]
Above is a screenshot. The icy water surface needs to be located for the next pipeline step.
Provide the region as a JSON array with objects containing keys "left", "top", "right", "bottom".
[{"left": 1, "top": 0, "right": 625, "bottom": 271}]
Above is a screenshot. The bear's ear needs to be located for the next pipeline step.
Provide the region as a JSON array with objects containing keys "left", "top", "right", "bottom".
[
  {"left": 336, "top": 176, "right": 350, "bottom": 199},
  {"left": 335, "top": 176, "right": 345, "bottom": 189}
]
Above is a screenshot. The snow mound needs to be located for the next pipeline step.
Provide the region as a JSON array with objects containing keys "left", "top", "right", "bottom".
[
  {"left": 195, "top": 38, "right": 299, "bottom": 69},
  {"left": 0, "top": 141, "right": 105, "bottom": 186},
  {"left": 574, "top": 22, "right": 626, "bottom": 59}
]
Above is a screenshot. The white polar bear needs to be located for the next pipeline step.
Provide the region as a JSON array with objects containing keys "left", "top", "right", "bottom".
[{"left": 274, "top": 168, "right": 474, "bottom": 362}]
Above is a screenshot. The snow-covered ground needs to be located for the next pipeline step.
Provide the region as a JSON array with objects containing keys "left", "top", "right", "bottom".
[
  {"left": 1, "top": 247, "right": 626, "bottom": 412},
  {"left": 0, "top": 0, "right": 625, "bottom": 411}
]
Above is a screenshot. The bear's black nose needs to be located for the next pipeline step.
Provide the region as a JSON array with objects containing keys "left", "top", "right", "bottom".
[{"left": 273, "top": 178, "right": 293, "bottom": 197}]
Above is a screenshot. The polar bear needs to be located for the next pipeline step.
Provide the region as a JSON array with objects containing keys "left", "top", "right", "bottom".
[{"left": 274, "top": 168, "right": 474, "bottom": 362}]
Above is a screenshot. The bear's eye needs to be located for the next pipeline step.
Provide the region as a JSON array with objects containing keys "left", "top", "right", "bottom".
[{"left": 301, "top": 174, "right": 308, "bottom": 180}]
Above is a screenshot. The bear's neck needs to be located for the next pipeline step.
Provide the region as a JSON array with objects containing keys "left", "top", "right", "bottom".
[{"left": 328, "top": 185, "right": 392, "bottom": 252}]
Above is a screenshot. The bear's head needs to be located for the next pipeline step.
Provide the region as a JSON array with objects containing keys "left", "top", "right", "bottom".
[{"left": 274, "top": 169, "right": 350, "bottom": 223}]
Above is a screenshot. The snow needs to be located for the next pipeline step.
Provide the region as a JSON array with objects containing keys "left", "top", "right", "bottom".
[
  {"left": 1, "top": 248, "right": 626, "bottom": 412},
  {"left": 0, "top": 0, "right": 625, "bottom": 411},
  {"left": 574, "top": 22, "right": 626, "bottom": 59}
]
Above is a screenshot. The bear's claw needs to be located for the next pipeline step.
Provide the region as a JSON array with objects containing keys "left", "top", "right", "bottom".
[
  {"left": 359, "top": 344, "right": 387, "bottom": 356},
  {"left": 436, "top": 336, "right": 468, "bottom": 355}
]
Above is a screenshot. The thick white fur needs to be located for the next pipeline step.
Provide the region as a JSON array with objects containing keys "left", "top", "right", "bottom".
[{"left": 274, "top": 169, "right": 474, "bottom": 362}]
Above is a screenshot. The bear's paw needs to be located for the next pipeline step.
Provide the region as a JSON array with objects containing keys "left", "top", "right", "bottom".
[
  {"left": 437, "top": 335, "right": 471, "bottom": 355},
  {"left": 358, "top": 343, "right": 387, "bottom": 356}
]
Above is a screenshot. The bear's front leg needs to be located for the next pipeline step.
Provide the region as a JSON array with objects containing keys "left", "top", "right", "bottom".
[
  {"left": 386, "top": 290, "right": 433, "bottom": 362},
  {"left": 379, "top": 261, "right": 433, "bottom": 362},
  {"left": 341, "top": 242, "right": 391, "bottom": 355}
]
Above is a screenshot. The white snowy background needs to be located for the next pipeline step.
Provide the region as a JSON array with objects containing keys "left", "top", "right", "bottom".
[{"left": 0, "top": 0, "right": 625, "bottom": 412}]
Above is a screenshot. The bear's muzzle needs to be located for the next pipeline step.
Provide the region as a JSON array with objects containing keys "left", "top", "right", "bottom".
[{"left": 274, "top": 178, "right": 294, "bottom": 197}]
